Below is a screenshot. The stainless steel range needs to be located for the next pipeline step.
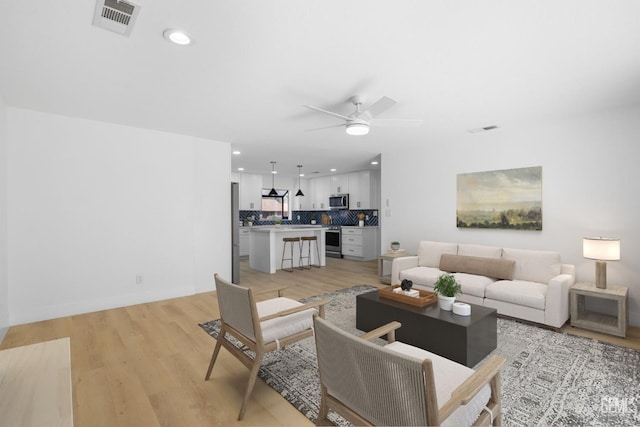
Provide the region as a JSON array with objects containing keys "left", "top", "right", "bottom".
[{"left": 325, "top": 226, "right": 342, "bottom": 258}]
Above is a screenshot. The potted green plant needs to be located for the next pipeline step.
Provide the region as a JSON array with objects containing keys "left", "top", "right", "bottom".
[
  {"left": 390, "top": 241, "right": 400, "bottom": 251},
  {"left": 274, "top": 219, "right": 282, "bottom": 228},
  {"left": 433, "top": 273, "right": 462, "bottom": 311}
]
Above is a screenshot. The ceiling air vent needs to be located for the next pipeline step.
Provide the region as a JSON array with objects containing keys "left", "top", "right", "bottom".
[
  {"left": 468, "top": 125, "right": 499, "bottom": 134},
  {"left": 92, "top": 0, "right": 141, "bottom": 37}
]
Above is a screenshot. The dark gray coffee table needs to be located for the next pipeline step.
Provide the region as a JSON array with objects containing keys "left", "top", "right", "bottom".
[{"left": 356, "top": 290, "right": 497, "bottom": 367}]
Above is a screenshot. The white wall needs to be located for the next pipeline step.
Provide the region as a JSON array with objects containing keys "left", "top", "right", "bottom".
[
  {"left": 381, "top": 106, "right": 640, "bottom": 326},
  {"left": 7, "top": 108, "right": 230, "bottom": 325},
  {"left": 0, "top": 95, "right": 8, "bottom": 341}
]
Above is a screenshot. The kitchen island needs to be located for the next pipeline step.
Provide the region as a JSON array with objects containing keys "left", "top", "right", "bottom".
[{"left": 249, "top": 226, "right": 326, "bottom": 274}]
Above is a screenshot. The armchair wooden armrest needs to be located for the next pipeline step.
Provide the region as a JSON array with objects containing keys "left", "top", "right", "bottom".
[
  {"left": 359, "top": 321, "right": 402, "bottom": 343},
  {"left": 438, "top": 355, "right": 506, "bottom": 421},
  {"left": 259, "top": 299, "right": 331, "bottom": 322},
  {"left": 254, "top": 286, "right": 290, "bottom": 298}
]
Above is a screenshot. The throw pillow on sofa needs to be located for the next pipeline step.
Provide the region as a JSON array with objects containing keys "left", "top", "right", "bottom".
[{"left": 439, "top": 254, "right": 516, "bottom": 280}]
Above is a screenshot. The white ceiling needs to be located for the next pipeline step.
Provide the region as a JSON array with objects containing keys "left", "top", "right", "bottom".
[{"left": 1, "top": 1, "right": 639, "bottom": 178}]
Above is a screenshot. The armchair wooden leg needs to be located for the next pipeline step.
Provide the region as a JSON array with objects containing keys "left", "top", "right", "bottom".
[
  {"left": 238, "top": 350, "right": 264, "bottom": 420},
  {"left": 205, "top": 328, "right": 225, "bottom": 380},
  {"left": 316, "top": 384, "right": 330, "bottom": 426}
]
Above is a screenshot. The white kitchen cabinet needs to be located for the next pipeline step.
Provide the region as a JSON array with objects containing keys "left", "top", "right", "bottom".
[
  {"left": 330, "top": 174, "right": 349, "bottom": 195},
  {"left": 239, "top": 227, "right": 250, "bottom": 257},
  {"left": 348, "top": 170, "right": 379, "bottom": 209},
  {"left": 236, "top": 173, "right": 263, "bottom": 210},
  {"left": 341, "top": 226, "right": 379, "bottom": 261},
  {"left": 309, "top": 176, "right": 330, "bottom": 210},
  {"left": 305, "top": 171, "right": 378, "bottom": 211}
]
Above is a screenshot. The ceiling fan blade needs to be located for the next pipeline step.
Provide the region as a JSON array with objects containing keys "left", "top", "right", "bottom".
[
  {"left": 305, "top": 123, "right": 346, "bottom": 132},
  {"left": 303, "top": 105, "right": 351, "bottom": 121},
  {"left": 361, "top": 96, "right": 397, "bottom": 118},
  {"left": 369, "top": 118, "right": 423, "bottom": 127}
]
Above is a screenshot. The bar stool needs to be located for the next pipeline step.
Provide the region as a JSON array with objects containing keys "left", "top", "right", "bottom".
[
  {"left": 281, "top": 237, "right": 300, "bottom": 272},
  {"left": 299, "top": 236, "right": 321, "bottom": 269}
]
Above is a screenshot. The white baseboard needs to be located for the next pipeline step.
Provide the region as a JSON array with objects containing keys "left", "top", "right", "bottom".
[{"left": 10, "top": 286, "right": 196, "bottom": 326}]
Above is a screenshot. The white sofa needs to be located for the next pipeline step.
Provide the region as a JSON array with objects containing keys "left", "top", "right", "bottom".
[{"left": 391, "top": 241, "right": 576, "bottom": 328}]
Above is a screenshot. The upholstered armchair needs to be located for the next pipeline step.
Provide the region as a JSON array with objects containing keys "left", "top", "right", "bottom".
[
  {"left": 205, "top": 274, "right": 330, "bottom": 420},
  {"left": 313, "top": 316, "right": 506, "bottom": 426}
]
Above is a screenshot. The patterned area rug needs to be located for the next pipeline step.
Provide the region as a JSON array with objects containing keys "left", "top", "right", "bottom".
[{"left": 199, "top": 285, "right": 640, "bottom": 426}]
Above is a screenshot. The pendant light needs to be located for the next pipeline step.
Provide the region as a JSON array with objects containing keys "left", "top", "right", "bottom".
[
  {"left": 295, "top": 165, "right": 304, "bottom": 196},
  {"left": 268, "top": 161, "right": 278, "bottom": 197}
]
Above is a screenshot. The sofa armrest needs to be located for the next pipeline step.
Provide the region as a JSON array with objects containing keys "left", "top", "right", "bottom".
[
  {"left": 391, "top": 256, "right": 419, "bottom": 285},
  {"left": 561, "top": 263, "right": 576, "bottom": 277},
  {"left": 544, "top": 273, "right": 575, "bottom": 328}
]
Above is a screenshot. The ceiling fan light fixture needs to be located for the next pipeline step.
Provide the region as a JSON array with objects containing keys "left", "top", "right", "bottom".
[{"left": 346, "top": 122, "right": 369, "bottom": 136}]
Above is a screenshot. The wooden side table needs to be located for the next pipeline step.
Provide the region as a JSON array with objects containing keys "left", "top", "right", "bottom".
[
  {"left": 377, "top": 252, "right": 411, "bottom": 284},
  {"left": 570, "top": 282, "right": 628, "bottom": 337}
]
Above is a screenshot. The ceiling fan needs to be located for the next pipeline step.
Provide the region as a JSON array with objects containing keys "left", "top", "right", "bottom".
[{"left": 303, "top": 95, "right": 422, "bottom": 135}]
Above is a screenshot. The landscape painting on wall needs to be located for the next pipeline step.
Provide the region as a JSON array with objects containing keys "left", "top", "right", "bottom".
[{"left": 457, "top": 166, "right": 542, "bottom": 230}]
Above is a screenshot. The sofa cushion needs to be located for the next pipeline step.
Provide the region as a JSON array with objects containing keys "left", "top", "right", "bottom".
[
  {"left": 485, "top": 280, "right": 547, "bottom": 310},
  {"left": 400, "top": 266, "right": 444, "bottom": 287},
  {"left": 440, "top": 254, "right": 516, "bottom": 280},
  {"left": 453, "top": 273, "right": 496, "bottom": 298},
  {"left": 418, "top": 241, "right": 458, "bottom": 268},
  {"left": 384, "top": 341, "right": 491, "bottom": 427},
  {"left": 457, "top": 243, "right": 502, "bottom": 259},
  {"left": 502, "top": 248, "right": 562, "bottom": 284}
]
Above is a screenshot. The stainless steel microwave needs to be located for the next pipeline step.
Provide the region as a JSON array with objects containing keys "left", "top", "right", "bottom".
[{"left": 329, "top": 194, "right": 349, "bottom": 210}]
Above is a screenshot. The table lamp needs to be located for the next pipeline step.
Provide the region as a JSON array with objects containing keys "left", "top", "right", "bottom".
[{"left": 583, "top": 237, "right": 620, "bottom": 289}]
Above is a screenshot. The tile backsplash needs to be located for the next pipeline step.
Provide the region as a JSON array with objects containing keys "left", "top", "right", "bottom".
[{"left": 239, "top": 209, "right": 379, "bottom": 226}]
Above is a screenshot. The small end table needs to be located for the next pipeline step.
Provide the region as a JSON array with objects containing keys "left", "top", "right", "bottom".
[
  {"left": 377, "top": 252, "right": 411, "bottom": 284},
  {"left": 570, "top": 282, "right": 628, "bottom": 337}
]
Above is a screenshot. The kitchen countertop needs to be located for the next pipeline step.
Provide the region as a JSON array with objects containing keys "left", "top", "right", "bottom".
[{"left": 249, "top": 225, "right": 326, "bottom": 232}]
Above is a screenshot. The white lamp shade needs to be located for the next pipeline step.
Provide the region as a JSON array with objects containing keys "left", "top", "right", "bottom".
[{"left": 583, "top": 237, "right": 620, "bottom": 261}]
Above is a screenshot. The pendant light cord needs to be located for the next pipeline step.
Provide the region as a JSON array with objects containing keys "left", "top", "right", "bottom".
[{"left": 296, "top": 164, "right": 304, "bottom": 197}]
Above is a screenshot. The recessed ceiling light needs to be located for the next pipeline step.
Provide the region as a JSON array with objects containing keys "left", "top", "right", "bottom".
[
  {"left": 330, "top": 168, "right": 337, "bottom": 172},
  {"left": 371, "top": 161, "right": 379, "bottom": 165},
  {"left": 237, "top": 167, "right": 244, "bottom": 171},
  {"left": 163, "top": 28, "right": 192, "bottom": 45},
  {"left": 299, "top": 173, "right": 305, "bottom": 177},
  {"left": 232, "top": 150, "right": 241, "bottom": 155}
]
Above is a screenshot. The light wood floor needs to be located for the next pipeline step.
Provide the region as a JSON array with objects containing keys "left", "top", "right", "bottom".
[{"left": 1, "top": 258, "right": 638, "bottom": 426}]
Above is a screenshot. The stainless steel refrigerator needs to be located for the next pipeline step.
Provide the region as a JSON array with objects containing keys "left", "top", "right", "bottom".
[{"left": 231, "top": 182, "right": 240, "bottom": 284}]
